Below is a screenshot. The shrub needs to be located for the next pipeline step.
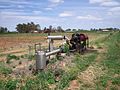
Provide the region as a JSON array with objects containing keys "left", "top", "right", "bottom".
[
  {"left": 6, "top": 54, "right": 19, "bottom": 63},
  {"left": 0, "top": 62, "right": 12, "bottom": 75},
  {"left": 74, "top": 53, "right": 97, "bottom": 71},
  {"left": 22, "top": 70, "right": 55, "bottom": 90},
  {"left": 5, "top": 79, "right": 18, "bottom": 90}
]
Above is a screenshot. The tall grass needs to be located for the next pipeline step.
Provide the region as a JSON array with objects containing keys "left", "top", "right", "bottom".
[
  {"left": 0, "top": 62, "right": 12, "bottom": 75},
  {"left": 96, "top": 32, "right": 120, "bottom": 89}
]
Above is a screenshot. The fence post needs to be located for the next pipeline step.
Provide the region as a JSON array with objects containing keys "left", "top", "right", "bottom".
[{"left": 28, "top": 45, "right": 32, "bottom": 60}]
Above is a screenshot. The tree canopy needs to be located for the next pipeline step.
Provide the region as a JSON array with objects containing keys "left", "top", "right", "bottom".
[
  {"left": 16, "top": 22, "right": 41, "bottom": 33},
  {"left": 0, "top": 26, "right": 8, "bottom": 33}
]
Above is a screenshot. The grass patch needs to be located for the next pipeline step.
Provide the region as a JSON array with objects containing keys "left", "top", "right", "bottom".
[
  {"left": 57, "top": 52, "right": 97, "bottom": 89},
  {"left": 6, "top": 54, "right": 20, "bottom": 63},
  {"left": 0, "top": 79, "right": 18, "bottom": 90},
  {"left": 96, "top": 32, "right": 120, "bottom": 89},
  {"left": 0, "top": 62, "right": 12, "bottom": 75},
  {"left": 74, "top": 53, "right": 97, "bottom": 71},
  {"left": 21, "top": 70, "right": 56, "bottom": 90}
]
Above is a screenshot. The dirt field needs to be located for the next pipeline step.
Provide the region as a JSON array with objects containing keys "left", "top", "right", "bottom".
[{"left": 1, "top": 31, "right": 119, "bottom": 90}]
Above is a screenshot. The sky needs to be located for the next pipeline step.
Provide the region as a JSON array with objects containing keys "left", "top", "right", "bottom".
[{"left": 0, "top": 0, "right": 120, "bottom": 31}]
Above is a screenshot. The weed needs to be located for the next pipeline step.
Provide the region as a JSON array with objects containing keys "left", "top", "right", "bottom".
[
  {"left": 28, "top": 55, "right": 34, "bottom": 61},
  {"left": 22, "top": 70, "right": 56, "bottom": 89},
  {"left": 49, "top": 57, "right": 58, "bottom": 64},
  {"left": 6, "top": 54, "right": 19, "bottom": 63},
  {"left": 96, "top": 32, "right": 120, "bottom": 89},
  {"left": 0, "top": 79, "right": 18, "bottom": 90},
  {"left": 0, "top": 62, "right": 12, "bottom": 75},
  {"left": 5, "top": 79, "right": 18, "bottom": 90},
  {"left": 74, "top": 53, "right": 97, "bottom": 71},
  {"left": 0, "top": 80, "right": 5, "bottom": 89},
  {"left": 37, "top": 70, "right": 56, "bottom": 84},
  {"left": 63, "top": 43, "right": 70, "bottom": 54}
]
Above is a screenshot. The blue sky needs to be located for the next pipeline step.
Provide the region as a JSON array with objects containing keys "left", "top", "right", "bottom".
[{"left": 0, "top": 0, "right": 120, "bottom": 31}]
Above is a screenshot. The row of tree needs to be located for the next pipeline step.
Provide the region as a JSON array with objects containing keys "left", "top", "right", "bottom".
[
  {"left": 90, "top": 28, "right": 120, "bottom": 31},
  {"left": 16, "top": 22, "right": 41, "bottom": 33},
  {"left": 16, "top": 22, "right": 64, "bottom": 33},
  {"left": 1, "top": 22, "right": 120, "bottom": 33},
  {"left": 0, "top": 27, "right": 8, "bottom": 33}
]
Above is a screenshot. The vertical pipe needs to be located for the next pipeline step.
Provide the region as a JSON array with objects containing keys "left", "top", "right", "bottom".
[
  {"left": 48, "top": 31, "right": 51, "bottom": 59},
  {"left": 50, "top": 39, "right": 54, "bottom": 51}
]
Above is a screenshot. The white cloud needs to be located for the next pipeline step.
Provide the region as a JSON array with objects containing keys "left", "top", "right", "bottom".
[
  {"left": 77, "top": 15, "right": 103, "bottom": 21},
  {"left": 89, "top": 0, "right": 111, "bottom": 4},
  {"left": 101, "top": 1, "right": 120, "bottom": 6},
  {"left": 0, "top": 5, "right": 12, "bottom": 8},
  {"left": 48, "top": 0, "right": 64, "bottom": 3},
  {"left": 45, "top": 7, "right": 53, "bottom": 10},
  {"left": 1, "top": 11, "right": 27, "bottom": 16},
  {"left": 110, "top": 6, "right": 120, "bottom": 11},
  {"left": 1, "top": 10, "right": 42, "bottom": 16},
  {"left": 32, "top": 11, "right": 42, "bottom": 15},
  {"left": 1, "top": 14, "right": 52, "bottom": 22},
  {"left": 89, "top": 0, "right": 120, "bottom": 7},
  {"left": 108, "top": 7, "right": 120, "bottom": 15},
  {"left": 17, "top": 5, "right": 24, "bottom": 8},
  {"left": 0, "top": 0, "right": 29, "bottom": 4},
  {"left": 59, "top": 11, "right": 74, "bottom": 17},
  {"left": 0, "top": 11, "right": 59, "bottom": 23},
  {"left": 48, "top": 0, "right": 64, "bottom": 7}
]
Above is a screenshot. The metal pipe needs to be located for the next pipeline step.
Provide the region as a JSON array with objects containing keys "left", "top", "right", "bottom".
[
  {"left": 46, "top": 49, "right": 61, "bottom": 56},
  {"left": 47, "top": 35, "right": 69, "bottom": 40},
  {"left": 65, "top": 36, "right": 69, "bottom": 40},
  {"left": 47, "top": 36, "right": 64, "bottom": 40}
]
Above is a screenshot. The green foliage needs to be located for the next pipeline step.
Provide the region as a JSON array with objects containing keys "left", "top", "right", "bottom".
[
  {"left": 54, "top": 68, "right": 64, "bottom": 77},
  {"left": 97, "top": 32, "right": 120, "bottom": 89},
  {"left": 0, "top": 79, "right": 18, "bottom": 90},
  {"left": 63, "top": 43, "right": 70, "bottom": 54},
  {"left": 56, "top": 52, "right": 97, "bottom": 89},
  {"left": 21, "top": 54, "right": 33, "bottom": 60},
  {"left": 22, "top": 70, "right": 55, "bottom": 90},
  {"left": 102, "top": 32, "right": 120, "bottom": 74},
  {"left": 37, "top": 70, "right": 55, "bottom": 84},
  {"left": 0, "top": 62, "right": 12, "bottom": 75},
  {"left": 28, "top": 55, "right": 35, "bottom": 61},
  {"left": 49, "top": 57, "right": 58, "bottom": 64},
  {"left": 99, "top": 75, "right": 111, "bottom": 87},
  {"left": 22, "top": 79, "right": 49, "bottom": 90},
  {"left": 0, "top": 80, "right": 5, "bottom": 89},
  {"left": 0, "top": 26, "right": 8, "bottom": 33},
  {"left": 5, "top": 79, "right": 18, "bottom": 90},
  {"left": 74, "top": 53, "right": 97, "bottom": 71},
  {"left": 6, "top": 54, "right": 19, "bottom": 63},
  {"left": 112, "top": 77, "right": 120, "bottom": 85},
  {"left": 16, "top": 22, "right": 41, "bottom": 33},
  {"left": 50, "top": 56, "right": 64, "bottom": 64},
  {"left": 57, "top": 72, "right": 76, "bottom": 89}
]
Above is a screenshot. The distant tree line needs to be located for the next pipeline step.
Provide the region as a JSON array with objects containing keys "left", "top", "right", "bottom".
[
  {"left": 65, "top": 28, "right": 85, "bottom": 32},
  {"left": 0, "top": 26, "right": 8, "bottom": 33},
  {"left": 65, "top": 28, "right": 120, "bottom": 32},
  {"left": 16, "top": 22, "right": 41, "bottom": 33},
  {"left": 16, "top": 22, "right": 64, "bottom": 33},
  {"left": 90, "top": 28, "right": 120, "bottom": 31},
  {"left": 1, "top": 23, "right": 120, "bottom": 33},
  {"left": 43, "top": 25, "right": 64, "bottom": 33}
]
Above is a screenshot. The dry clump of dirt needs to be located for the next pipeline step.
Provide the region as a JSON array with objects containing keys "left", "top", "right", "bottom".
[
  {"left": 67, "top": 80, "right": 80, "bottom": 90},
  {"left": 49, "top": 84, "right": 57, "bottom": 90},
  {"left": 47, "top": 54, "right": 75, "bottom": 71},
  {"left": 10, "top": 60, "right": 35, "bottom": 78},
  {"left": 77, "top": 65, "right": 104, "bottom": 86}
]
